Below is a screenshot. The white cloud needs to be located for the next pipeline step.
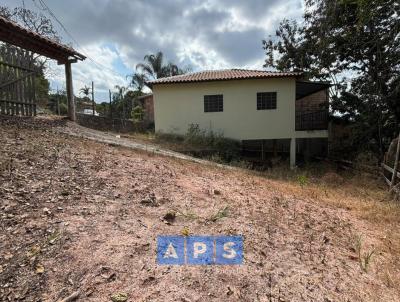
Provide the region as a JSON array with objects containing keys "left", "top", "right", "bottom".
[
  {"left": 48, "top": 44, "right": 128, "bottom": 101},
  {"left": 2, "top": 0, "right": 304, "bottom": 100}
]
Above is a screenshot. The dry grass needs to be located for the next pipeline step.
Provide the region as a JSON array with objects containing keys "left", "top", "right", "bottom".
[
  {"left": 2, "top": 115, "right": 400, "bottom": 301},
  {"left": 95, "top": 128, "right": 400, "bottom": 298},
  {"left": 123, "top": 131, "right": 400, "bottom": 291},
  {"left": 121, "top": 132, "right": 187, "bottom": 151},
  {"left": 255, "top": 164, "right": 400, "bottom": 291}
]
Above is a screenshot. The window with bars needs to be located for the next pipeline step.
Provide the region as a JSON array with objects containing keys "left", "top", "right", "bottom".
[
  {"left": 204, "top": 94, "right": 223, "bottom": 112},
  {"left": 257, "top": 92, "right": 277, "bottom": 110}
]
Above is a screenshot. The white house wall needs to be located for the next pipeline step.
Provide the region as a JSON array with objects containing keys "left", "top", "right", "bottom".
[{"left": 153, "top": 78, "right": 328, "bottom": 141}]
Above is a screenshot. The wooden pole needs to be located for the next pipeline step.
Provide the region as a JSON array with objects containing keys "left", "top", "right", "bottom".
[
  {"left": 390, "top": 132, "right": 400, "bottom": 189},
  {"left": 109, "top": 89, "right": 112, "bottom": 119},
  {"left": 272, "top": 139, "right": 277, "bottom": 157},
  {"left": 92, "top": 81, "right": 95, "bottom": 115},
  {"left": 290, "top": 138, "right": 296, "bottom": 169},
  {"left": 65, "top": 61, "right": 75, "bottom": 121},
  {"left": 261, "top": 140, "right": 265, "bottom": 161},
  {"left": 56, "top": 87, "right": 60, "bottom": 115}
]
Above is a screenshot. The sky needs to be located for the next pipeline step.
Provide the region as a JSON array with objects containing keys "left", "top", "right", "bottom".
[{"left": 2, "top": 0, "right": 304, "bottom": 102}]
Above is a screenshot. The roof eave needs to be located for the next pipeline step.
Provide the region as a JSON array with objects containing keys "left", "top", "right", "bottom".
[
  {"left": 148, "top": 73, "right": 303, "bottom": 86},
  {"left": 0, "top": 16, "right": 86, "bottom": 64}
]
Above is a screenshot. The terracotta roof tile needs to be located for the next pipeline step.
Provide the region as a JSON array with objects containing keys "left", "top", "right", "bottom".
[
  {"left": 0, "top": 15, "right": 85, "bottom": 61},
  {"left": 148, "top": 69, "right": 302, "bottom": 85}
]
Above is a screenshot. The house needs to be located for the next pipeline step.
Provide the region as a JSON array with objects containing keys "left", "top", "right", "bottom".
[{"left": 148, "top": 69, "right": 329, "bottom": 168}]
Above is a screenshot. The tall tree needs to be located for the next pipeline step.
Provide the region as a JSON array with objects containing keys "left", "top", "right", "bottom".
[
  {"left": 0, "top": 5, "right": 61, "bottom": 69},
  {"left": 0, "top": 6, "right": 60, "bottom": 41},
  {"left": 79, "top": 85, "right": 91, "bottom": 101},
  {"left": 113, "top": 85, "right": 128, "bottom": 119},
  {"left": 136, "top": 51, "right": 184, "bottom": 79},
  {"left": 129, "top": 72, "right": 147, "bottom": 93},
  {"left": 263, "top": 0, "right": 400, "bottom": 158}
]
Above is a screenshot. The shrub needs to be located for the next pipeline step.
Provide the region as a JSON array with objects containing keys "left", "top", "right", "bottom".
[
  {"left": 184, "top": 124, "right": 241, "bottom": 162},
  {"left": 155, "top": 131, "right": 184, "bottom": 143},
  {"left": 131, "top": 105, "right": 145, "bottom": 122},
  {"left": 59, "top": 102, "right": 68, "bottom": 115},
  {"left": 184, "top": 123, "right": 205, "bottom": 145},
  {"left": 354, "top": 151, "right": 379, "bottom": 169},
  {"left": 297, "top": 174, "right": 309, "bottom": 188}
]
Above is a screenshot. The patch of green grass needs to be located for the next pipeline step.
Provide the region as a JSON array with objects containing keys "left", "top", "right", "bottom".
[
  {"left": 209, "top": 206, "right": 229, "bottom": 222},
  {"left": 297, "top": 174, "right": 309, "bottom": 188},
  {"left": 354, "top": 235, "right": 375, "bottom": 273}
]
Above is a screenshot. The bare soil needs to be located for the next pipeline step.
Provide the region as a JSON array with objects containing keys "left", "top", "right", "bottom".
[{"left": 1, "top": 115, "right": 399, "bottom": 302}]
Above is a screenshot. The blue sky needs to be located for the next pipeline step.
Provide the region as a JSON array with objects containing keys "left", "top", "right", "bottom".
[{"left": 2, "top": 0, "right": 304, "bottom": 102}]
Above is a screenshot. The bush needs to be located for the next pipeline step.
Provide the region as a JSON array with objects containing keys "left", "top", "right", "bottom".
[
  {"left": 155, "top": 131, "right": 184, "bottom": 143},
  {"left": 59, "top": 102, "right": 68, "bottom": 115},
  {"left": 184, "top": 123, "right": 205, "bottom": 145},
  {"left": 131, "top": 105, "right": 145, "bottom": 122},
  {"left": 154, "top": 124, "right": 241, "bottom": 163},
  {"left": 184, "top": 123, "right": 241, "bottom": 162}
]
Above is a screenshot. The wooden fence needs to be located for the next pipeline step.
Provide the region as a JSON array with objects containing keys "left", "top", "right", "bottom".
[
  {"left": 0, "top": 44, "right": 39, "bottom": 116},
  {"left": 76, "top": 113, "right": 148, "bottom": 133},
  {"left": 382, "top": 133, "right": 400, "bottom": 199}
]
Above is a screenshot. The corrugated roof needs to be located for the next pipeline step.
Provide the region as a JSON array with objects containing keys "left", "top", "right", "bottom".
[
  {"left": 148, "top": 69, "right": 302, "bottom": 86},
  {"left": 0, "top": 15, "right": 85, "bottom": 62}
]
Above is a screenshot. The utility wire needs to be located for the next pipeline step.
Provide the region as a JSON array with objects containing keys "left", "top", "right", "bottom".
[{"left": 31, "top": 0, "right": 128, "bottom": 79}]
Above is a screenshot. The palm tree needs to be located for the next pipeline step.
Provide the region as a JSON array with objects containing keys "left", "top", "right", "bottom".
[
  {"left": 136, "top": 51, "right": 181, "bottom": 79},
  {"left": 114, "top": 85, "right": 127, "bottom": 120},
  {"left": 114, "top": 85, "right": 126, "bottom": 98},
  {"left": 78, "top": 85, "right": 92, "bottom": 112},
  {"left": 79, "top": 85, "right": 91, "bottom": 100},
  {"left": 129, "top": 72, "right": 147, "bottom": 93}
]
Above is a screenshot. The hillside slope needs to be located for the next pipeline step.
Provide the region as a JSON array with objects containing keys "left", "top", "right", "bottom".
[{"left": 1, "top": 116, "right": 399, "bottom": 302}]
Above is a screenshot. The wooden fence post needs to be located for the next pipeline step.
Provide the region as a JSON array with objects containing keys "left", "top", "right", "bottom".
[
  {"left": 390, "top": 132, "right": 400, "bottom": 190},
  {"left": 65, "top": 61, "right": 75, "bottom": 121},
  {"left": 92, "top": 81, "right": 95, "bottom": 115},
  {"left": 109, "top": 89, "right": 112, "bottom": 119}
]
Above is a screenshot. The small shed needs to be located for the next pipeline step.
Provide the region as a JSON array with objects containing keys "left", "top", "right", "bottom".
[{"left": 0, "top": 15, "right": 85, "bottom": 120}]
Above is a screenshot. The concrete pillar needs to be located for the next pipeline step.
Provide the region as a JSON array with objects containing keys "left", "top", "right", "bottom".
[
  {"left": 65, "top": 61, "right": 75, "bottom": 121},
  {"left": 290, "top": 137, "right": 296, "bottom": 169}
]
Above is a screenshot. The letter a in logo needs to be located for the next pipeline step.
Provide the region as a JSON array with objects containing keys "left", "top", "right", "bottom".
[
  {"left": 157, "top": 236, "right": 184, "bottom": 265},
  {"left": 164, "top": 243, "right": 178, "bottom": 259}
]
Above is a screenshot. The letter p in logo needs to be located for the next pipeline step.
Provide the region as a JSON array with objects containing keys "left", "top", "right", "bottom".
[{"left": 187, "top": 236, "right": 214, "bottom": 265}]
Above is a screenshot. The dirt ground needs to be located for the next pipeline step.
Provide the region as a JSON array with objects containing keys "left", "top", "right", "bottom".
[{"left": 1, "top": 115, "right": 400, "bottom": 302}]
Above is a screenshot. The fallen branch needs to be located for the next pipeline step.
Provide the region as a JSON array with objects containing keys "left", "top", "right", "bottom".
[{"left": 58, "top": 290, "right": 80, "bottom": 302}]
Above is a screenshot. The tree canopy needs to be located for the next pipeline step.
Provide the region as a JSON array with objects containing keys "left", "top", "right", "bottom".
[
  {"left": 263, "top": 0, "right": 400, "bottom": 158},
  {"left": 136, "top": 51, "right": 184, "bottom": 79}
]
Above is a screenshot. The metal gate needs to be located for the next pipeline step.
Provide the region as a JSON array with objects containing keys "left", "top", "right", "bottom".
[{"left": 0, "top": 44, "right": 39, "bottom": 116}]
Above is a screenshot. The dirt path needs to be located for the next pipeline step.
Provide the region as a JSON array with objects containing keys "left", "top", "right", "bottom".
[
  {"left": 56, "top": 121, "right": 232, "bottom": 169},
  {"left": 1, "top": 116, "right": 399, "bottom": 302}
]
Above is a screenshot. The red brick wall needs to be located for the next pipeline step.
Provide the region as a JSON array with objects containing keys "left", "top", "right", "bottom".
[
  {"left": 296, "top": 89, "right": 328, "bottom": 111},
  {"left": 143, "top": 95, "right": 154, "bottom": 123}
]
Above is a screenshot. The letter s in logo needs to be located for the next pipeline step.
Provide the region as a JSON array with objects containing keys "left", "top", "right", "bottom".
[
  {"left": 216, "top": 236, "right": 243, "bottom": 264},
  {"left": 223, "top": 241, "right": 237, "bottom": 259}
]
